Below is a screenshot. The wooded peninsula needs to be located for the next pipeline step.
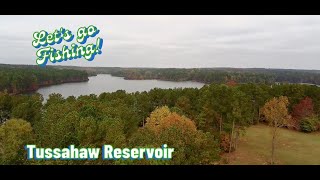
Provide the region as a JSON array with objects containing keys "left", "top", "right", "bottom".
[{"left": 0, "top": 64, "right": 89, "bottom": 94}]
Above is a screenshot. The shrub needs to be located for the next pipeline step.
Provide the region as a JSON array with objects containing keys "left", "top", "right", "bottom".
[
  {"left": 287, "top": 117, "right": 300, "bottom": 131},
  {"left": 300, "top": 116, "right": 319, "bottom": 133}
]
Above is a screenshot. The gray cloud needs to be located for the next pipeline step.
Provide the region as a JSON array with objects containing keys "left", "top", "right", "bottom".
[{"left": 0, "top": 15, "right": 320, "bottom": 69}]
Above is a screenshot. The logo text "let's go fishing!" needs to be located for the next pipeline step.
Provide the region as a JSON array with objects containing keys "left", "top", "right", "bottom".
[{"left": 32, "top": 25, "right": 103, "bottom": 67}]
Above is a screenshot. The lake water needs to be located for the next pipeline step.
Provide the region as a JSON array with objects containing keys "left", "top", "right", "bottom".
[{"left": 36, "top": 74, "right": 205, "bottom": 100}]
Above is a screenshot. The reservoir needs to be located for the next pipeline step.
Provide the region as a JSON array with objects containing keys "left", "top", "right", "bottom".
[{"left": 36, "top": 74, "right": 205, "bottom": 100}]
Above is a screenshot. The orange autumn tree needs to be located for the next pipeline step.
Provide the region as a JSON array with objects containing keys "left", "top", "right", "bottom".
[
  {"left": 141, "top": 106, "right": 220, "bottom": 164},
  {"left": 226, "top": 80, "right": 237, "bottom": 87},
  {"left": 260, "top": 96, "right": 291, "bottom": 164}
]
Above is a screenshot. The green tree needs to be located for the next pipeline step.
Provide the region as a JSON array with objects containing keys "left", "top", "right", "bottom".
[
  {"left": 0, "top": 91, "right": 12, "bottom": 123},
  {"left": 0, "top": 119, "right": 34, "bottom": 164},
  {"left": 34, "top": 103, "right": 79, "bottom": 148}
]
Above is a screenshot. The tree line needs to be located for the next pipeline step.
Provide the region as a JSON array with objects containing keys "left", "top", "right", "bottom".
[
  {"left": 43, "top": 65, "right": 320, "bottom": 85},
  {"left": 98, "top": 67, "right": 320, "bottom": 85},
  {"left": 0, "top": 82, "right": 319, "bottom": 164}
]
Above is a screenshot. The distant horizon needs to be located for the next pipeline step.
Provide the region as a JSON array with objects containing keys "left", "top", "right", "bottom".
[{"left": 2, "top": 62, "right": 320, "bottom": 71}]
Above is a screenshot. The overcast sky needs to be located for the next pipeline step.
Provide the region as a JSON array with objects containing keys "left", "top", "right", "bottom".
[{"left": 1, "top": 15, "right": 320, "bottom": 69}]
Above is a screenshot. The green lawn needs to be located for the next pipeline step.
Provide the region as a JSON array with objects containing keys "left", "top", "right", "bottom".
[{"left": 224, "top": 124, "right": 320, "bottom": 165}]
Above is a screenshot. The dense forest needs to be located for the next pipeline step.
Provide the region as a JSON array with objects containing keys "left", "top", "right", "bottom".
[
  {"left": 53, "top": 66, "right": 320, "bottom": 85},
  {"left": 108, "top": 68, "right": 320, "bottom": 85},
  {"left": 0, "top": 64, "right": 89, "bottom": 94},
  {"left": 1, "top": 81, "right": 320, "bottom": 164}
]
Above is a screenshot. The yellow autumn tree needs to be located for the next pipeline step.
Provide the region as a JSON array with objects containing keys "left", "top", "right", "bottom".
[
  {"left": 260, "top": 96, "right": 291, "bottom": 164},
  {"left": 145, "top": 106, "right": 171, "bottom": 131},
  {"left": 145, "top": 106, "right": 197, "bottom": 133},
  {"left": 159, "top": 113, "right": 197, "bottom": 133}
]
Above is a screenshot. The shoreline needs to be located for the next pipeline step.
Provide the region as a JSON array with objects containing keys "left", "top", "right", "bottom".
[
  {"left": 8, "top": 78, "right": 89, "bottom": 95},
  {"left": 10, "top": 74, "right": 320, "bottom": 97}
]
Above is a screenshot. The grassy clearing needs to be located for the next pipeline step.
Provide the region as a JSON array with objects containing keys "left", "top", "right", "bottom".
[{"left": 223, "top": 124, "right": 320, "bottom": 165}]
